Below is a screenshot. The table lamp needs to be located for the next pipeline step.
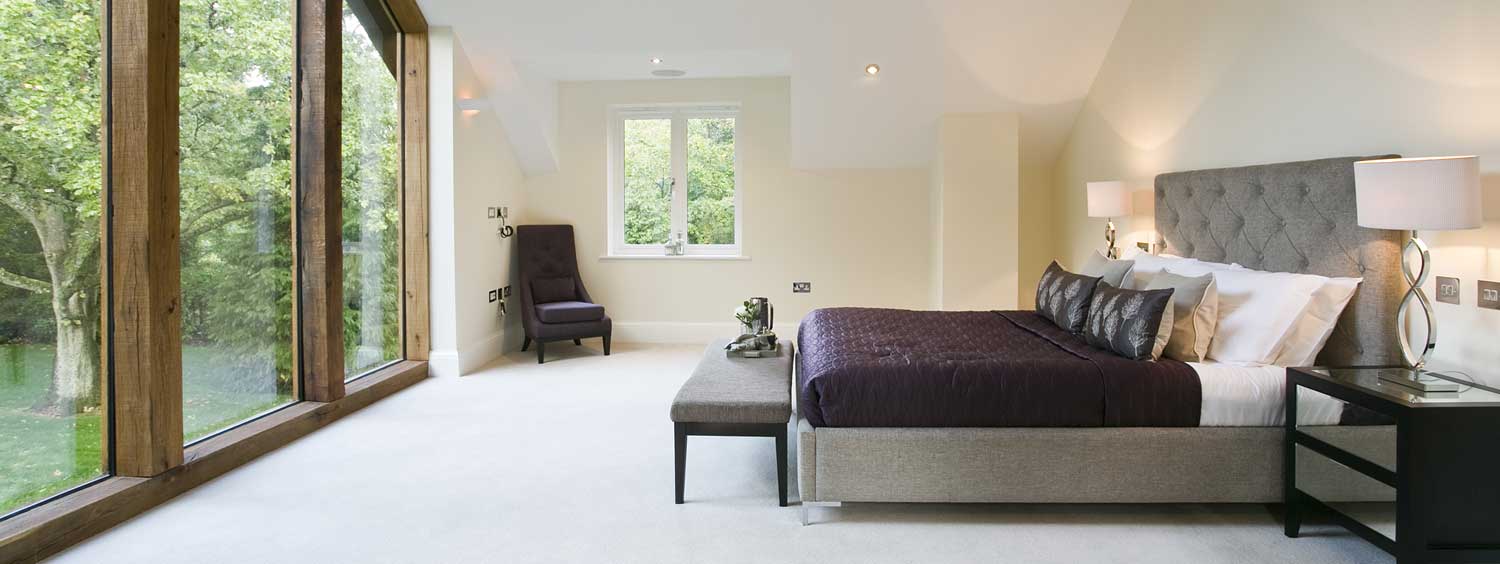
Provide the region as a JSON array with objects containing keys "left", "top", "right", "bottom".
[
  {"left": 1087, "top": 181, "right": 1131, "bottom": 259},
  {"left": 1354, "top": 156, "right": 1482, "bottom": 391}
]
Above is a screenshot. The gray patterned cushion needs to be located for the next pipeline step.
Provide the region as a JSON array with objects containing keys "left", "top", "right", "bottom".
[
  {"left": 1084, "top": 283, "right": 1175, "bottom": 361},
  {"left": 1035, "top": 261, "right": 1102, "bottom": 333}
]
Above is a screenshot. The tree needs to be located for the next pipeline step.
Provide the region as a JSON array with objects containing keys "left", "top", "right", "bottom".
[
  {"left": 1, "top": 0, "right": 309, "bottom": 414},
  {"left": 0, "top": 0, "right": 105, "bottom": 415}
]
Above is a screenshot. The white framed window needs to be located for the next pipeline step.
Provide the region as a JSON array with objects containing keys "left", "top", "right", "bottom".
[{"left": 608, "top": 103, "right": 741, "bottom": 257}]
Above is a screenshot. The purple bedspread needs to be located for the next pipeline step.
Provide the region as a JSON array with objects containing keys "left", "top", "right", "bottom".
[{"left": 796, "top": 308, "right": 1201, "bottom": 428}]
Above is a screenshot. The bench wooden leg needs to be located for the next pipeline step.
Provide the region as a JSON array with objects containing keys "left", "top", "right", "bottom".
[
  {"left": 521, "top": 336, "right": 531, "bottom": 351},
  {"left": 776, "top": 425, "right": 788, "bottom": 507},
  {"left": 537, "top": 341, "right": 545, "bottom": 364},
  {"left": 603, "top": 334, "right": 611, "bottom": 356},
  {"left": 674, "top": 423, "right": 687, "bottom": 504},
  {"left": 573, "top": 338, "right": 582, "bottom": 345}
]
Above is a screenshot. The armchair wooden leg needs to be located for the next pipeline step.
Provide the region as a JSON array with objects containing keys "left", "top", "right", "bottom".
[
  {"left": 573, "top": 338, "right": 582, "bottom": 346},
  {"left": 603, "top": 334, "right": 611, "bottom": 356},
  {"left": 521, "top": 336, "right": 532, "bottom": 352},
  {"left": 537, "top": 341, "right": 546, "bottom": 364}
]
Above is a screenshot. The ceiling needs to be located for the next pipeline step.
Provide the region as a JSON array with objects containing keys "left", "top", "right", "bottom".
[{"left": 416, "top": 0, "right": 1132, "bottom": 174}]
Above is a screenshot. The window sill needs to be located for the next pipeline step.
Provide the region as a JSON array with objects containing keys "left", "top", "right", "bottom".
[{"left": 600, "top": 254, "right": 749, "bottom": 262}]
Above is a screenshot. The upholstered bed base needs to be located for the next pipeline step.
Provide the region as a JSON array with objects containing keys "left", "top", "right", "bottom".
[
  {"left": 796, "top": 418, "right": 1393, "bottom": 505},
  {"left": 792, "top": 156, "right": 1406, "bottom": 520}
]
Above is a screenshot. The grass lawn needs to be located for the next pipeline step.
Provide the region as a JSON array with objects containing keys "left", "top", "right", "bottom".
[{"left": 1, "top": 344, "right": 292, "bottom": 514}]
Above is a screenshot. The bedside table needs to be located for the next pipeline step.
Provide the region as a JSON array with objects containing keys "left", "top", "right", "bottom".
[{"left": 1285, "top": 367, "right": 1500, "bottom": 564}]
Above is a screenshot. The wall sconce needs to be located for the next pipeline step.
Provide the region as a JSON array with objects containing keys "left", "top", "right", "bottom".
[{"left": 457, "top": 98, "right": 486, "bottom": 113}]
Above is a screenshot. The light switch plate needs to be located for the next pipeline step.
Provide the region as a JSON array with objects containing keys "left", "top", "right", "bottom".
[
  {"left": 1479, "top": 280, "right": 1500, "bottom": 310},
  {"left": 487, "top": 207, "right": 498, "bottom": 218},
  {"left": 1436, "top": 276, "right": 1460, "bottom": 305},
  {"left": 488, "top": 289, "right": 499, "bottom": 303},
  {"left": 792, "top": 282, "right": 812, "bottom": 293}
]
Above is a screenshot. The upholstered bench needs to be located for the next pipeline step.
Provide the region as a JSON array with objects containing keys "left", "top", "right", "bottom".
[{"left": 670, "top": 339, "right": 794, "bottom": 507}]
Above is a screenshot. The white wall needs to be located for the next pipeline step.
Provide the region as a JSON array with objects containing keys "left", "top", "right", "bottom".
[
  {"left": 524, "top": 78, "right": 933, "bottom": 342},
  {"left": 429, "top": 29, "right": 530, "bottom": 376},
  {"left": 932, "top": 113, "right": 1020, "bottom": 310},
  {"left": 1053, "top": 0, "right": 1500, "bottom": 380}
]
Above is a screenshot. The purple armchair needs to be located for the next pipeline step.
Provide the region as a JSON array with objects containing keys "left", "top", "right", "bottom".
[{"left": 517, "top": 225, "right": 611, "bottom": 363}]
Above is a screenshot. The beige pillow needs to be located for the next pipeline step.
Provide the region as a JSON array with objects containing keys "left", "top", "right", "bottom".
[{"left": 1143, "top": 271, "right": 1218, "bottom": 362}]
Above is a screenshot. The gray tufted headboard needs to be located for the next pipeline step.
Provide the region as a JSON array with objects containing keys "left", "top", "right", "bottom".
[{"left": 1154, "top": 156, "right": 1405, "bottom": 366}]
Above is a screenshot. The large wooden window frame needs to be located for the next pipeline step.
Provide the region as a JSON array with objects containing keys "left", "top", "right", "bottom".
[{"left": 0, "top": 0, "right": 430, "bottom": 560}]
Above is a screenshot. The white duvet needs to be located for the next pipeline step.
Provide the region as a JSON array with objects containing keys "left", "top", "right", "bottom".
[{"left": 1190, "top": 361, "right": 1345, "bottom": 426}]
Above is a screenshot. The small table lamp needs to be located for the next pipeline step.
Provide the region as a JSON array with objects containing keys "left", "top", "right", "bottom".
[
  {"left": 1355, "top": 156, "right": 1482, "bottom": 390},
  {"left": 1087, "top": 181, "right": 1131, "bottom": 259}
]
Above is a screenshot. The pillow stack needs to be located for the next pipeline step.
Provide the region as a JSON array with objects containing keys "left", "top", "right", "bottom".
[{"left": 1035, "top": 252, "right": 1362, "bottom": 366}]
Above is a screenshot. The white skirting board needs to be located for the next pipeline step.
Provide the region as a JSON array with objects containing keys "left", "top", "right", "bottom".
[
  {"left": 428, "top": 331, "right": 511, "bottom": 377},
  {"left": 612, "top": 321, "right": 799, "bottom": 345}
]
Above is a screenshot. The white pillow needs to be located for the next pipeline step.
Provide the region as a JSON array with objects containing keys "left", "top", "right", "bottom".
[
  {"left": 1205, "top": 268, "right": 1328, "bottom": 365},
  {"left": 1272, "top": 277, "right": 1362, "bottom": 367},
  {"left": 1123, "top": 254, "right": 1221, "bottom": 289}
]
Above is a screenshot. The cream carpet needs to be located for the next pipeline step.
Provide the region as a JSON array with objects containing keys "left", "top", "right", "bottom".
[{"left": 51, "top": 343, "right": 1391, "bottom": 563}]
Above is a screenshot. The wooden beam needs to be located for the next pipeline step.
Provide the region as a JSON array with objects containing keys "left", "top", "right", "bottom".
[
  {"left": 401, "top": 32, "right": 430, "bottom": 361},
  {"left": 0, "top": 362, "right": 429, "bottom": 564},
  {"left": 107, "top": 0, "right": 184, "bottom": 477},
  {"left": 385, "top": 0, "right": 428, "bottom": 33},
  {"left": 293, "top": 0, "right": 346, "bottom": 402}
]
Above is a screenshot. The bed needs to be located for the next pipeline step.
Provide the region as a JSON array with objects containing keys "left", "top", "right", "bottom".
[{"left": 794, "top": 156, "right": 1406, "bottom": 519}]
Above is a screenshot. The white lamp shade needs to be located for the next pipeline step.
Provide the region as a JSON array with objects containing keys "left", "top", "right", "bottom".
[
  {"left": 1087, "top": 181, "right": 1131, "bottom": 218},
  {"left": 1355, "top": 156, "right": 1482, "bottom": 231}
]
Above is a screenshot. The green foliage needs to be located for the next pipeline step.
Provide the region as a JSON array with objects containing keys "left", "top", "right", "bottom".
[
  {"left": 339, "top": 4, "right": 402, "bottom": 376},
  {"left": 622, "top": 118, "right": 672, "bottom": 245},
  {"left": 686, "top": 118, "right": 735, "bottom": 245},
  {"left": 620, "top": 116, "right": 736, "bottom": 247},
  {"left": 178, "top": 0, "right": 296, "bottom": 391}
]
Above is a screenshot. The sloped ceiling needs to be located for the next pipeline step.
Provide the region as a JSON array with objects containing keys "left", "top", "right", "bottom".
[{"left": 416, "top": 0, "right": 1131, "bottom": 174}]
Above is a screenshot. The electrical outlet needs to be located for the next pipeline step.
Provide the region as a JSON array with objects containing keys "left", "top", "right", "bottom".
[
  {"left": 487, "top": 207, "right": 498, "bottom": 219},
  {"left": 488, "top": 289, "right": 498, "bottom": 303},
  {"left": 1436, "top": 276, "right": 1460, "bottom": 305},
  {"left": 792, "top": 282, "right": 811, "bottom": 293},
  {"left": 1479, "top": 280, "right": 1500, "bottom": 310},
  {"left": 502, "top": 285, "right": 512, "bottom": 298},
  {"left": 499, "top": 206, "right": 509, "bottom": 219}
]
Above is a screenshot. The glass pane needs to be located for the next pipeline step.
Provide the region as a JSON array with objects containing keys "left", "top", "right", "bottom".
[
  {"left": 686, "top": 117, "right": 735, "bottom": 245},
  {"left": 1294, "top": 444, "right": 1396, "bottom": 541},
  {"left": 0, "top": 0, "right": 106, "bottom": 513},
  {"left": 341, "top": 0, "right": 401, "bottom": 378},
  {"left": 622, "top": 118, "right": 672, "bottom": 245},
  {"left": 179, "top": 0, "right": 296, "bottom": 442}
]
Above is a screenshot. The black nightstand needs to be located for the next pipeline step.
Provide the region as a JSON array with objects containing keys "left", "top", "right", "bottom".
[{"left": 1285, "top": 367, "right": 1500, "bottom": 564}]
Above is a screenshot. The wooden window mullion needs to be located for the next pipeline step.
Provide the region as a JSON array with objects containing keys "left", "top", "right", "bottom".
[
  {"left": 107, "top": 0, "right": 184, "bottom": 477},
  {"left": 400, "top": 32, "right": 429, "bottom": 362},
  {"left": 293, "top": 0, "right": 346, "bottom": 402}
]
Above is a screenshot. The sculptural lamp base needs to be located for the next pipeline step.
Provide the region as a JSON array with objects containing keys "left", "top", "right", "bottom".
[
  {"left": 1379, "top": 232, "right": 1441, "bottom": 391},
  {"left": 1103, "top": 219, "right": 1119, "bottom": 260}
]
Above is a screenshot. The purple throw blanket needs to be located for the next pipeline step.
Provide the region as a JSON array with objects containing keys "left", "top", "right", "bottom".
[{"left": 796, "top": 308, "right": 1201, "bottom": 428}]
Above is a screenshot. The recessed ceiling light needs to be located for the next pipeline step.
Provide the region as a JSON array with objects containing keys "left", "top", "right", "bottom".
[
  {"left": 651, "top": 57, "right": 663, "bottom": 65},
  {"left": 865, "top": 64, "right": 881, "bottom": 76},
  {"left": 652, "top": 69, "right": 687, "bottom": 78}
]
